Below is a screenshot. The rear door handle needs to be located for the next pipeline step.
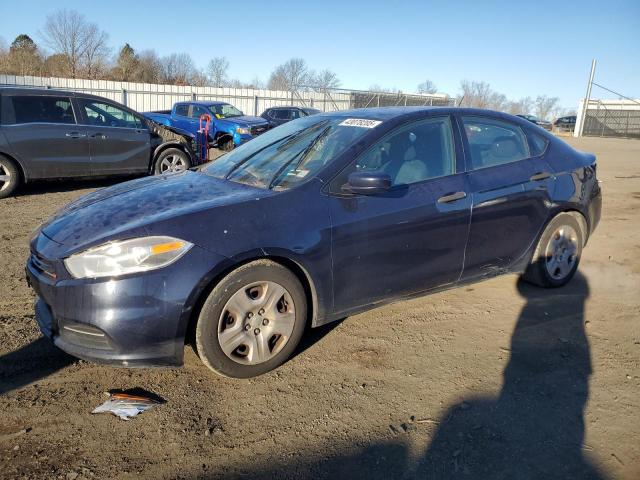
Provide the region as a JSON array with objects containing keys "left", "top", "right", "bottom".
[
  {"left": 437, "top": 191, "right": 467, "bottom": 204},
  {"left": 530, "top": 171, "right": 551, "bottom": 181},
  {"left": 65, "top": 132, "right": 86, "bottom": 138}
]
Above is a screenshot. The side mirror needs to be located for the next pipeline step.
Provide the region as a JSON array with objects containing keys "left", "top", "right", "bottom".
[{"left": 344, "top": 171, "right": 391, "bottom": 195}]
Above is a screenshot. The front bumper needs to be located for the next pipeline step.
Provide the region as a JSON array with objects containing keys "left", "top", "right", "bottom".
[{"left": 26, "top": 244, "right": 227, "bottom": 368}]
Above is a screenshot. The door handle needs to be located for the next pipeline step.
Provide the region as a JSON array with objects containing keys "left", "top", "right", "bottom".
[
  {"left": 530, "top": 171, "right": 551, "bottom": 181},
  {"left": 65, "top": 132, "right": 87, "bottom": 138},
  {"left": 437, "top": 191, "right": 467, "bottom": 204}
]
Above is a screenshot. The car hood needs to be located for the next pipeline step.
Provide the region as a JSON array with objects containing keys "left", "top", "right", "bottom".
[
  {"left": 218, "top": 116, "right": 268, "bottom": 128},
  {"left": 39, "top": 171, "right": 272, "bottom": 254}
]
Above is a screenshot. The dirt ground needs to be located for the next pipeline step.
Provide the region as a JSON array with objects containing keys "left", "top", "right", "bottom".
[{"left": 0, "top": 136, "right": 638, "bottom": 480}]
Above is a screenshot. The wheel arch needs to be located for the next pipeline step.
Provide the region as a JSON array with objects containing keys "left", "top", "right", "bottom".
[
  {"left": 151, "top": 142, "right": 192, "bottom": 173},
  {"left": 183, "top": 253, "right": 319, "bottom": 347}
]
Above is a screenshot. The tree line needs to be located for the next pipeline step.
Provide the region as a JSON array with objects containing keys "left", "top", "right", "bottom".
[{"left": 0, "top": 8, "right": 572, "bottom": 119}]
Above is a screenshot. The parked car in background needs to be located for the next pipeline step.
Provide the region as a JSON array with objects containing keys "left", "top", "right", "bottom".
[
  {"left": 516, "top": 114, "right": 553, "bottom": 131},
  {"left": 144, "top": 101, "right": 269, "bottom": 151},
  {"left": 27, "top": 107, "right": 601, "bottom": 378},
  {"left": 261, "top": 106, "right": 322, "bottom": 128},
  {"left": 554, "top": 115, "right": 577, "bottom": 130},
  {"left": 0, "top": 87, "right": 202, "bottom": 199}
]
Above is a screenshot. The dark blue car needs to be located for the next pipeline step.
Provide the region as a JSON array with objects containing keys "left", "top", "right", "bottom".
[{"left": 26, "top": 107, "right": 601, "bottom": 378}]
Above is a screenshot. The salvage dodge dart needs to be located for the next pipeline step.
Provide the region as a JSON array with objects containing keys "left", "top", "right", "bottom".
[{"left": 26, "top": 107, "right": 601, "bottom": 378}]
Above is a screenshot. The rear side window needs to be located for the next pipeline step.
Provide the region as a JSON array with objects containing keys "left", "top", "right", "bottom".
[
  {"left": 9, "top": 96, "right": 75, "bottom": 125},
  {"left": 274, "top": 109, "right": 290, "bottom": 120},
  {"left": 462, "top": 116, "right": 530, "bottom": 170},
  {"left": 79, "top": 100, "right": 142, "bottom": 129},
  {"left": 529, "top": 131, "right": 549, "bottom": 156},
  {"left": 175, "top": 104, "right": 189, "bottom": 116}
]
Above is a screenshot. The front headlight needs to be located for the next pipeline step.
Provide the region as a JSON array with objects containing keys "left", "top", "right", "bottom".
[
  {"left": 64, "top": 236, "right": 193, "bottom": 279},
  {"left": 236, "top": 126, "right": 251, "bottom": 135}
]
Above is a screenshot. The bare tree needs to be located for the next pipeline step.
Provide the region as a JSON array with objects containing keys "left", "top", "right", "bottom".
[
  {"left": 207, "top": 57, "right": 229, "bottom": 87},
  {"left": 534, "top": 95, "right": 559, "bottom": 120},
  {"left": 246, "top": 76, "right": 265, "bottom": 89},
  {"left": 41, "top": 9, "right": 109, "bottom": 78},
  {"left": 135, "top": 50, "right": 162, "bottom": 83},
  {"left": 506, "top": 97, "right": 533, "bottom": 115},
  {"left": 458, "top": 80, "right": 508, "bottom": 110},
  {"left": 267, "top": 58, "right": 309, "bottom": 90},
  {"left": 81, "top": 23, "right": 110, "bottom": 79},
  {"left": 417, "top": 79, "right": 437, "bottom": 94},
  {"left": 161, "top": 52, "right": 196, "bottom": 85},
  {"left": 309, "top": 69, "right": 341, "bottom": 91},
  {"left": 43, "top": 53, "right": 71, "bottom": 77}
]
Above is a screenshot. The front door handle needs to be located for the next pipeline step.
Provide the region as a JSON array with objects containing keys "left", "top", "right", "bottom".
[
  {"left": 437, "top": 191, "right": 467, "bottom": 204},
  {"left": 530, "top": 171, "right": 551, "bottom": 181},
  {"left": 65, "top": 132, "right": 87, "bottom": 138}
]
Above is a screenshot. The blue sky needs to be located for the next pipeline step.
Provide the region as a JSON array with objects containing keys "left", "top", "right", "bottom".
[{"left": 1, "top": 0, "right": 638, "bottom": 109}]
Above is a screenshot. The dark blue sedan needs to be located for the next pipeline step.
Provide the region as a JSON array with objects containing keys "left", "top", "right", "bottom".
[{"left": 26, "top": 107, "right": 601, "bottom": 378}]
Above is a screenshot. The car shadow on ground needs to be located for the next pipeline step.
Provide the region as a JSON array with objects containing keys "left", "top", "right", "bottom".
[
  {"left": 0, "top": 337, "right": 75, "bottom": 396},
  {"left": 194, "top": 272, "right": 607, "bottom": 479}
]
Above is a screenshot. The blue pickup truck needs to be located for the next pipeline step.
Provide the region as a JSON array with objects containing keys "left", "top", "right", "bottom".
[{"left": 144, "top": 101, "right": 270, "bottom": 151}]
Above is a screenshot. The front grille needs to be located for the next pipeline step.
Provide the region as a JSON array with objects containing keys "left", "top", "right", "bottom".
[
  {"left": 31, "top": 252, "right": 56, "bottom": 279},
  {"left": 250, "top": 124, "right": 268, "bottom": 136}
]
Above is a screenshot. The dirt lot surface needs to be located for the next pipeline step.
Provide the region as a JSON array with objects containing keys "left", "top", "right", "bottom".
[{"left": 1, "top": 137, "right": 639, "bottom": 479}]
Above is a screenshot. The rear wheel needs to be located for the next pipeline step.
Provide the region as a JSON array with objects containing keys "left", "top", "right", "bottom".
[
  {"left": 0, "top": 155, "right": 20, "bottom": 199},
  {"left": 154, "top": 148, "right": 191, "bottom": 174},
  {"left": 522, "top": 212, "right": 584, "bottom": 288},
  {"left": 195, "top": 260, "right": 307, "bottom": 378}
]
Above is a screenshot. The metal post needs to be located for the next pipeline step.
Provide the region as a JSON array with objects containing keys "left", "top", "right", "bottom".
[
  {"left": 577, "top": 59, "right": 596, "bottom": 137},
  {"left": 253, "top": 95, "right": 258, "bottom": 116},
  {"left": 122, "top": 88, "right": 127, "bottom": 106}
]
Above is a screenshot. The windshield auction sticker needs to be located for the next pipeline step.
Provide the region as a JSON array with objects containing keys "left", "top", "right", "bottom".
[{"left": 339, "top": 119, "right": 382, "bottom": 128}]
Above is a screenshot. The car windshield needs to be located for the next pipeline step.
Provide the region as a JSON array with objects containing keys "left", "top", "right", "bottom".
[
  {"left": 209, "top": 103, "right": 244, "bottom": 118},
  {"left": 203, "top": 115, "right": 375, "bottom": 190}
]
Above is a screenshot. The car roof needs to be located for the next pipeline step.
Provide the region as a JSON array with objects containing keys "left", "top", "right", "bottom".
[
  {"left": 0, "top": 86, "right": 109, "bottom": 102},
  {"left": 315, "top": 106, "right": 523, "bottom": 121},
  {"left": 183, "top": 101, "right": 229, "bottom": 106}
]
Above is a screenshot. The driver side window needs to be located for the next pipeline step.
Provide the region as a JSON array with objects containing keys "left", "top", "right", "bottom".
[
  {"left": 80, "top": 100, "right": 142, "bottom": 129},
  {"left": 335, "top": 116, "right": 456, "bottom": 189}
]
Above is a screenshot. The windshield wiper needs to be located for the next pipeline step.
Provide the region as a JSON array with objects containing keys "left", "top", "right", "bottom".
[
  {"left": 223, "top": 131, "right": 301, "bottom": 180},
  {"left": 268, "top": 125, "right": 332, "bottom": 190}
]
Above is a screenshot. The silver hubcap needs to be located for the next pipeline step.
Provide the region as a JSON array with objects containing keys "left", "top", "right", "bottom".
[
  {"left": 0, "top": 164, "right": 10, "bottom": 192},
  {"left": 160, "top": 155, "right": 186, "bottom": 173},
  {"left": 217, "top": 281, "right": 296, "bottom": 365},
  {"left": 544, "top": 225, "right": 579, "bottom": 280}
]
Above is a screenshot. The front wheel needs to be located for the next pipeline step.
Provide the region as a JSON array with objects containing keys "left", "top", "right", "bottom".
[
  {"left": 522, "top": 212, "right": 585, "bottom": 288},
  {"left": 154, "top": 148, "right": 192, "bottom": 175},
  {"left": 195, "top": 260, "right": 307, "bottom": 378}
]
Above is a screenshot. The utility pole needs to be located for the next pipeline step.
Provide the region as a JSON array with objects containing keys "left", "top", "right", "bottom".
[{"left": 576, "top": 59, "right": 597, "bottom": 137}]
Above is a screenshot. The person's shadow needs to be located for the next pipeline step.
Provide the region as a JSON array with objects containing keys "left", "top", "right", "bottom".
[{"left": 418, "top": 272, "right": 605, "bottom": 479}]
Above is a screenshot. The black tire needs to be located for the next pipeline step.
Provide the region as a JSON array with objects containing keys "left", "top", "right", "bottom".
[
  {"left": 0, "top": 155, "right": 20, "bottom": 199},
  {"left": 154, "top": 148, "right": 192, "bottom": 175},
  {"left": 195, "top": 260, "right": 307, "bottom": 378},
  {"left": 219, "top": 137, "right": 235, "bottom": 152},
  {"left": 522, "top": 212, "right": 585, "bottom": 288}
]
